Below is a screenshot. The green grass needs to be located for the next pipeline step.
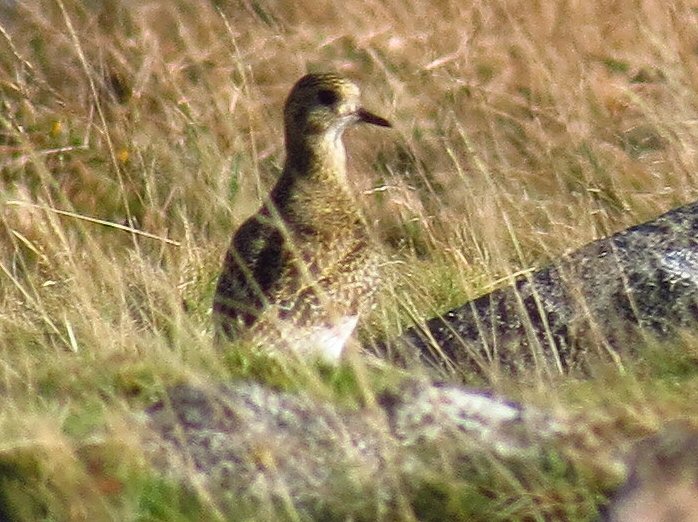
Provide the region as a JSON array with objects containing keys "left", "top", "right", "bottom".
[{"left": 0, "top": 0, "right": 698, "bottom": 519}]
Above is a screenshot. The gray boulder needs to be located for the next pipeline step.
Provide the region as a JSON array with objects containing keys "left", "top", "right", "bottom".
[
  {"left": 381, "top": 201, "right": 698, "bottom": 378},
  {"left": 144, "top": 379, "right": 575, "bottom": 519}
]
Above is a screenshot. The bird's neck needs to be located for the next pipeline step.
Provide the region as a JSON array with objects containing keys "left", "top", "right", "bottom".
[
  {"left": 270, "top": 133, "right": 365, "bottom": 234},
  {"left": 284, "top": 131, "right": 348, "bottom": 182}
]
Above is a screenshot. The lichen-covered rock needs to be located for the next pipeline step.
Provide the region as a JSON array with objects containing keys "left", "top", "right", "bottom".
[
  {"left": 143, "top": 379, "right": 579, "bottom": 518},
  {"left": 383, "top": 201, "right": 698, "bottom": 378},
  {"left": 144, "top": 381, "right": 390, "bottom": 517}
]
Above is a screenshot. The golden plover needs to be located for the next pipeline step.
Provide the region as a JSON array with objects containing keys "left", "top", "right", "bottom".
[{"left": 213, "top": 72, "right": 391, "bottom": 362}]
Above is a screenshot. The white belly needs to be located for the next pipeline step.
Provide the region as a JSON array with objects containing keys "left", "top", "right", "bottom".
[{"left": 291, "top": 315, "right": 359, "bottom": 364}]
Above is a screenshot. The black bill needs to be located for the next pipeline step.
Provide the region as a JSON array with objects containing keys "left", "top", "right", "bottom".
[{"left": 357, "top": 108, "right": 392, "bottom": 128}]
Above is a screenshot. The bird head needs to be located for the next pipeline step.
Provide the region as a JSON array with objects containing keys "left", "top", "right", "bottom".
[{"left": 284, "top": 73, "right": 391, "bottom": 146}]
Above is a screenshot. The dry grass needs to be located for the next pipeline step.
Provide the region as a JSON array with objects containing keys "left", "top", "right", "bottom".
[{"left": 1, "top": 0, "right": 698, "bottom": 519}]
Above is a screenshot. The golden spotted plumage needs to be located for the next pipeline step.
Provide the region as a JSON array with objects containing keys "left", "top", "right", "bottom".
[{"left": 213, "top": 73, "right": 391, "bottom": 362}]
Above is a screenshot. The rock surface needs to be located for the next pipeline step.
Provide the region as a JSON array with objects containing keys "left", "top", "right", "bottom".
[
  {"left": 382, "top": 201, "right": 698, "bottom": 378},
  {"left": 144, "top": 380, "right": 577, "bottom": 518}
]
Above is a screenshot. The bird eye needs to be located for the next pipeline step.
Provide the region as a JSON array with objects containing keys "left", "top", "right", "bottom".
[{"left": 317, "top": 89, "right": 338, "bottom": 106}]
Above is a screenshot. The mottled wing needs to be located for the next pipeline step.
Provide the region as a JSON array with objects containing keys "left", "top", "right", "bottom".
[
  {"left": 213, "top": 210, "right": 292, "bottom": 339},
  {"left": 268, "top": 235, "right": 380, "bottom": 329}
]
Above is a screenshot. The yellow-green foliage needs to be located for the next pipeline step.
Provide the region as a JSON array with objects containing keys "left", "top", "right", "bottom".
[{"left": 0, "top": 0, "right": 697, "bottom": 519}]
